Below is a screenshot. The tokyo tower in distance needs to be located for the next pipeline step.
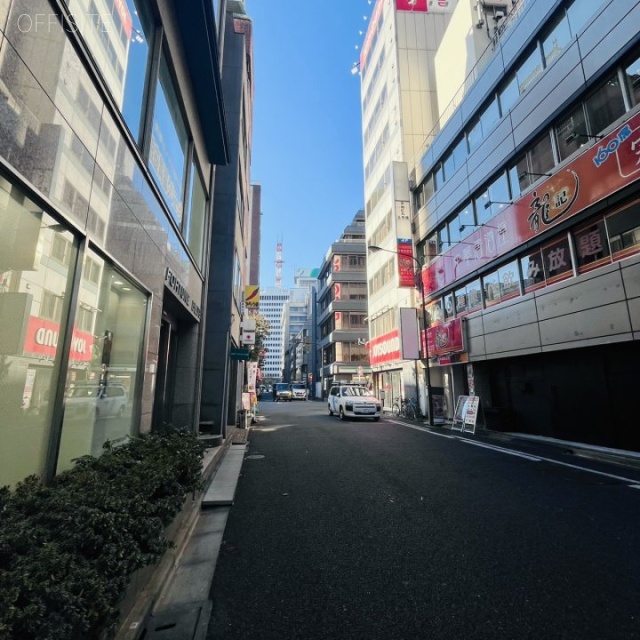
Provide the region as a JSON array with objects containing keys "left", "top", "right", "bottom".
[{"left": 275, "top": 240, "right": 283, "bottom": 289}]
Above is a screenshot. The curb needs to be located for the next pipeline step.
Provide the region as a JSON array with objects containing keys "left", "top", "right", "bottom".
[{"left": 114, "top": 438, "right": 229, "bottom": 640}]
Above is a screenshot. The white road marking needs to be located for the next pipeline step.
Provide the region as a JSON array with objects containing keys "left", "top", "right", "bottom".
[
  {"left": 462, "top": 439, "right": 542, "bottom": 461},
  {"left": 391, "top": 420, "right": 640, "bottom": 486}
]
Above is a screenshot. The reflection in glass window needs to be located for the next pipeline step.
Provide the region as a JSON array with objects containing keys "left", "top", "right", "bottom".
[
  {"left": 566, "top": 0, "right": 604, "bottom": 37},
  {"left": 508, "top": 155, "right": 529, "bottom": 197},
  {"left": 448, "top": 215, "right": 460, "bottom": 247},
  {"left": 556, "top": 105, "right": 587, "bottom": 160},
  {"left": 573, "top": 219, "right": 611, "bottom": 274},
  {"left": 606, "top": 201, "right": 640, "bottom": 260},
  {"left": 542, "top": 11, "right": 572, "bottom": 67},
  {"left": 624, "top": 55, "right": 640, "bottom": 106},
  {"left": 454, "top": 285, "right": 468, "bottom": 315},
  {"left": 480, "top": 98, "right": 500, "bottom": 138},
  {"left": 466, "top": 279, "right": 483, "bottom": 312},
  {"left": 516, "top": 46, "right": 543, "bottom": 95},
  {"left": 542, "top": 237, "right": 573, "bottom": 285},
  {"left": 57, "top": 251, "right": 148, "bottom": 473},
  {"left": 443, "top": 152, "right": 454, "bottom": 181},
  {"left": 451, "top": 137, "right": 468, "bottom": 170},
  {"left": 149, "top": 52, "right": 189, "bottom": 225},
  {"left": 444, "top": 293, "right": 455, "bottom": 321},
  {"left": 65, "top": 0, "right": 153, "bottom": 141},
  {"left": 521, "top": 250, "right": 545, "bottom": 293},
  {"left": 458, "top": 202, "right": 475, "bottom": 238},
  {"left": 467, "top": 118, "right": 483, "bottom": 153},
  {"left": 477, "top": 173, "right": 510, "bottom": 225},
  {"left": 498, "top": 261, "right": 521, "bottom": 301},
  {"left": 529, "top": 134, "right": 555, "bottom": 176},
  {"left": 0, "top": 180, "right": 77, "bottom": 487},
  {"left": 483, "top": 269, "right": 501, "bottom": 307},
  {"left": 185, "top": 163, "right": 207, "bottom": 268},
  {"left": 499, "top": 73, "right": 519, "bottom": 115},
  {"left": 585, "top": 75, "right": 626, "bottom": 136}
]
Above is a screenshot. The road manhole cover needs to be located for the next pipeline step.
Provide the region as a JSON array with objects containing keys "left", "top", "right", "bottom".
[{"left": 245, "top": 454, "right": 265, "bottom": 459}]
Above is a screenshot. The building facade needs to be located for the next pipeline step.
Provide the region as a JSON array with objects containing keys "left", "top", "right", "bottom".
[
  {"left": 360, "top": 0, "right": 457, "bottom": 413},
  {"left": 412, "top": 0, "right": 640, "bottom": 450},
  {"left": 259, "top": 287, "right": 289, "bottom": 382},
  {"left": 201, "top": 0, "right": 254, "bottom": 436},
  {"left": 0, "top": 0, "right": 228, "bottom": 487},
  {"left": 316, "top": 210, "right": 370, "bottom": 396}
]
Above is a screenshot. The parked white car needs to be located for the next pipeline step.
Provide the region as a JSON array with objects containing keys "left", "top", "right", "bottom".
[
  {"left": 65, "top": 384, "right": 128, "bottom": 419},
  {"left": 328, "top": 384, "right": 381, "bottom": 421}
]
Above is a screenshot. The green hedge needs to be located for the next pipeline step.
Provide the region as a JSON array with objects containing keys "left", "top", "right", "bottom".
[{"left": 0, "top": 430, "right": 206, "bottom": 640}]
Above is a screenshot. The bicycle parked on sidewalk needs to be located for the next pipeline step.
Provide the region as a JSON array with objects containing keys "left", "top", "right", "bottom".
[{"left": 392, "top": 397, "right": 422, "bottom": 420}]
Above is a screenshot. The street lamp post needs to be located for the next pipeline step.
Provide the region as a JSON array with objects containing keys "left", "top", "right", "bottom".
[{"left": 368, "top": 245, "right": 434, "bottom": 426}]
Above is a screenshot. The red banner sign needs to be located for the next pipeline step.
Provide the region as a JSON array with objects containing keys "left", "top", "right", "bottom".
[
  {"left": 369, "top": 329, "right": 401, "bottom": 366},
  {"left": 423, "top": 111, "right": 640, "bottom": 296},
  {"left": 23, "top": 317, "right": 93, "bottom": 362},
  {"left": 397, "top": 239, "right": 416, "bottom": 288},
  {"left": 425, "top": 317, "right": 464, "bottom": 357}
]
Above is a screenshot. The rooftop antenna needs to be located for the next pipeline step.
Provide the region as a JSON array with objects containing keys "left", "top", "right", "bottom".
[{"left": 275, "top": 239, "right": 284, "bottom": 289}]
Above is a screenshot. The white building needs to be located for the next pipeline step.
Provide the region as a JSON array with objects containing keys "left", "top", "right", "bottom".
[
  {"left": 360, "top": 0, "right": 458, "bottom": 413},
  {"left": 259, "top": 288, "right": 289, "bottom": 381}
]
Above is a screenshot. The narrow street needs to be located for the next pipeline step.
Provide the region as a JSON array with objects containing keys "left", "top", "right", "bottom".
[{"left": 206, "top": 400, "right": 640, "bottom": 639}]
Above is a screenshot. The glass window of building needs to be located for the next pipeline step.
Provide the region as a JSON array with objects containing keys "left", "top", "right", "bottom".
[
  {"left": 508, "top": 154, "right": 530, "bottom": 197},
  {"left": 542, "top": 10, "right": 572, "bottom": 67},
  {"left": 542, "top": 236, "right": 574, "bottom": 285},
  {"left": 477, "top": 173, "right": 510, "bottom": 225},
  {"left": 467, "top": 117, "right": 483, "bottom": 153},
  {"left": 458, "top": 202, "right": 475, "bottom": 238},
  {"left": 434, "top": 163, "right": 445, "bottom": 190},
  {"left": 498, "top": 261, "right": 521, "bottom": 301},
  {"left": 64, "top": 0, "right": 154, "bottom": 142},
  {"left": 566, "top": 0, "right": 604, "bottom": 37},
  {"left": 454, "top": 285, "right": 468, "bottom": 315},
  {"left": 424, "top": 173, "right": 435, "bottom": 203},
  {"left": 521, "top": 250, "right": 545, "bottom": 293},
  {"left": 483, "top": 269, "right": 502, "bottom": 307},
  {"left": 451, "top": 136, "right": 468, "bottom": 170},
  {"left": 466, "top": 279, "right": 483, "bottom": 312},
  {"left": 499, "top": 72, "right": 519, "bottom": 115},
  {"left": 573, "top": 218, "right": 611, "bottom": 274},
  {"left": 56, "top": 251, "right": 148, "bottom": 473},
  {"left": 529, "top": 133, "right": 555, "bottom": 176},
  {"left": 624, "top": 54, "right": 640, "bottom": 106},
  {"left": 185, "top": 162, "right": 207, "bottom": 268},
  {"left": 149, "top": 51, "right": 189, "bottom": 226},
  {"left": 447, "top": 215, "right": 460, "bottom": 247},
  {"left": 443, "top": 151, "right": 454, "bottom": 181},
  {"left": 480, "top": 98, "right": 500, "bottom": 138},
  {"left": 516, "top": 45, "right": 543, "bottom": 95},
  {"left": 606, "top": 200, "right": 640, "bottom": 260},
  {"left": 555, "top": 104, "right": 588, "bottom": 160},
  {"left": 443, "top": 293, "right": 455, "bottom": 321},
  {"left": 0, "top": 179, "right": 78, "bottom": 488},
  {"left": 585, "top": 75, "right": 626, "bottom": 136}
]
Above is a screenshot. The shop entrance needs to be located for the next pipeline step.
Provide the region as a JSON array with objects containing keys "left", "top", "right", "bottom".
[{"left": 153, "top": 313, "right": 179, "bottom": 431}]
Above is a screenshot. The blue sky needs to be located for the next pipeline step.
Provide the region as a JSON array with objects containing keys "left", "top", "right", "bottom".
[{"left": 248, "top": 1, "right": 373, "bottom": 288}]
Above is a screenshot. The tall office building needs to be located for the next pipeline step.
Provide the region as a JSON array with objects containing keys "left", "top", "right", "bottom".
[
  {"left": 259, "top": 288, "right": 290, "bottom": 382},
  {"left": 201, "top": 0, "right": 254, "bottom": 436},
  {"left": 360, "top": 0, "right": 457, "bottom": 412},
  {"left": 0, "top": 0, "right": 228, "bottom": 488},
  {"left": 410, "top": 0, "right": 640, "bottom": 450}
]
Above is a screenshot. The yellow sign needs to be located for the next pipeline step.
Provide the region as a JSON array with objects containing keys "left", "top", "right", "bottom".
[{"left": 245, "top": 285, "right": 260, "bottom": 307}]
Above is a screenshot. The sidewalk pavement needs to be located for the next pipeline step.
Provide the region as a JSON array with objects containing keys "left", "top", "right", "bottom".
[{"left": 115, "top": 427, "right": 251, "bottom": 640}]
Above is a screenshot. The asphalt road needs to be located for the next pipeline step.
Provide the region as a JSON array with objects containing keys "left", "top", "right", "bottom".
[{"left": 207, "top": 399, "right": 640, "bottom": 640}]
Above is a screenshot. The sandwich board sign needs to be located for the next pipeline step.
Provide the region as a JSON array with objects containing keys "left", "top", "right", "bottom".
[{"left": 452, "top": 395, "right": 481, "bottom": 434}]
